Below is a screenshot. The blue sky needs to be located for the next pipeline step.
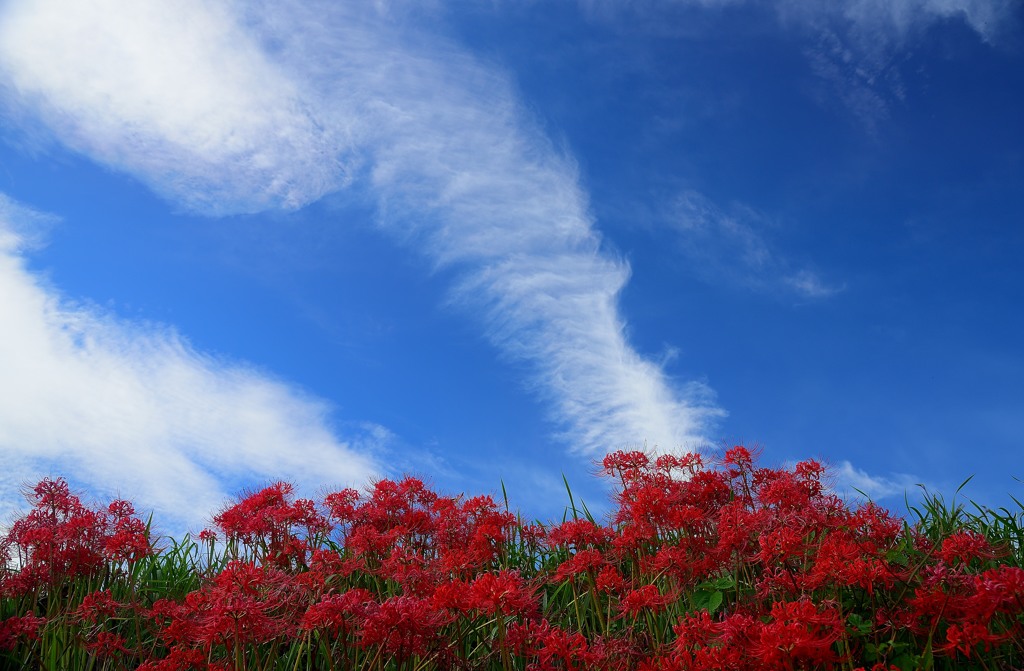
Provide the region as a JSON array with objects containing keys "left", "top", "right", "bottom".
[{"left": 0, "top": 0, "right": 1021, "bottom": 532}]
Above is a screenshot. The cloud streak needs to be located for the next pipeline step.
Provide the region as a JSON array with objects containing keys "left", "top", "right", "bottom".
[
  {"left": 0, "top": 0, "right": 350, "bottom": 213},
  {"left": 669, "top": 190, "right": 843, "bottom": 300},
  {"left": 830, "top": 460, "right": 922, "bottom": 501},
  {"left": 582, "top": 0, "right": 1018, "bottom": 131},
  {"left": 583, "top": 0, "right": 1017, "bottom": 43},
  {"left": 0, "top": 195, "right": 381, "bottom": 530},
  {"left": 0, "top": 1, "right": 717, "bottom": 455},
  {"left": 776, "top": 0, "right": 1017, "bottom": 45},
  {"left": 785, "top": 0, "right": 1019, "bottom": 131}
]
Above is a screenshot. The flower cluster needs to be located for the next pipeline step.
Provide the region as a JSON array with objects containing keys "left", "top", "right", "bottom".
[
  {"left": 1, "top": 478, "right": 152, "bottom": 599},
  {"left": 1, "top": 448, "right": 1022, "bottom": 670}
]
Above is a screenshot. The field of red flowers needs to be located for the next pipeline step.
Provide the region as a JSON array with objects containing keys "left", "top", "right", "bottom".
[{"left": 2, "top": 446, "right": 1022, "bottom": 670}]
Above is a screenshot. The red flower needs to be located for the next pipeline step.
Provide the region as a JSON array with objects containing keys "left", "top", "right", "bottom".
[
  {"left": 940, "top": 622, "right": 1002, "bottom": 657},
  {"left": 105, "top": 507, "right": 152, "bottom": 563},
  {"left": 136, "top": 647, "right": 208, "bottom": 671},
  {"left": 86, "top": 631, "right": 129, "bottom": 659},
  {"left": 2, "top": 478, "right": 151, "bottom": 595},
  {"left": 76, "top": 589, "right": 123, "bottom": 624},
  {"left": 554, "top": 548, "right": 606, "bottom": 581},
  {"left": 595, "top": 565, "right": 626, "bottom": 594},
  {"left": 508, "top": 619, "right": 596, "bottom": 671},
  {"left": 359, "top": 595, "right": 448, "bottom": 662},
  {"left": 673, "top": 610, "right": 723, "bottom": 651},
  {"left": 547, "top": 519, "right": 612, "bottom": 549},
  {"left": 147, "top": 560, "right": 305, "bottom": 652},
  {"left": 214, "top": 482, "right": 330, "bottom": 568},
  {"left": 722, "top": 445, "right": 754, "bottom": 470},
  {"left": 750, "top": 599, "right": 844, "bottom": 669},
  {"left": 468, "top": 570, "right": 539, "bottom": 618},
  {"left": 938, "top": 530, "right": 994, "bottom": 566},
  {"left": 618, "top": 584, "right": 672, "bottom": 617},
  {"left": 0, "top": 613, "right": 46, "bottom": 651},
  {"left": 602, "top": 451, "right": 651, "bottom": 478},
  {"left": 300, "top": 588, "right": 374, "bottom": 635}
]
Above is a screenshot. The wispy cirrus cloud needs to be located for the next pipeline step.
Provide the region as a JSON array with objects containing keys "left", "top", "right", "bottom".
[
  {"left": 776, "top": 0, "right": 1018, "bottom": 45},
  {"left": 0, "top": 1, "right": 717, "bottom": 456},
  {"left": 583, "top": 0, "right": 1017, "bottom": 43},
  {"left": 669, "top": 190, "right": 843, "bottom": 300},
  {"left": 0, "top": 195, "right": 382, "bottom": 530},
  {"left": 786, "top": 0, "right": 1020, "bottom": 132},
  {"left": 830, "top": 459, "right": 922, "bottom": 501},
  {"left": 581, "top": 0, "right": 1018, "bottom": 131}
]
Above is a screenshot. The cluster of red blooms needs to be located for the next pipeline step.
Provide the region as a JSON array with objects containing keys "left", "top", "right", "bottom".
[
  {"left": 2, "top": 448, "right": 1022, "bottom": 670},
  {"left": 0, "top": 477, "right": 152, "bottom": 594},
  {"left": 0, "top": 477, "right": 152, "bottom": 656}
]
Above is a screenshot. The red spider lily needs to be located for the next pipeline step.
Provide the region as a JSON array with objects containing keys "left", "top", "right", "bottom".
[
  {"left": 147, "top": 560, "right": 306, "bottom": 656},
  {"left": 554, "top": 548, "right": 607, "bottom": 582},
  {"left": 360, "top": 478, "right": 438, "bottom": 535},
  {"left": 847, "top": 503, "right": 903, "bottom": 549},
  {"left": 756, "top": 525, "right": 809, "bottom": 565},
  {"left": 547, "top": 519, "right": 614, "bottom": 550},
  {"left": 75, "top": 589, "right": 123, "bottom": 624},
  {"left": 970, "top": 565, "right": 1024, "bottom": 614},
  {"left": 939, "top": 621, "right": 1004, "bottom": 657},
  {"left": 643, "top": 545, "right": 722, "bottom": 591},
  {"left": 602, "top": 450, "right": 652, "bottom": 481},
  {"left": 430, "top": 579, "right": 474, "bottom": 614},
  {"left": 136, "top": 646, "right": 208, "bottom": 671},
  {"left": 793, "top": 459, "right": 828, "bottom": 496},
  {"left": 673, "top": 610, "right": 723, "bottom": 651},
  {"left": 508, "top": 618, "right": 597, "bottom": 671},
  {"left": 359, "top": 595, "right": 450, "bottom": 663},
  {"left": 85, "top": 630, "right": 129, "bottom": 659},
  {"left": 4, "top": 448, "right": 1024, "bottom": 670},
  {"left": 300, "top": 588, "right": 375, "bottom": 635},
  {"left": 748, "top": 599, "right": 844, "bottom": 670},
  {"left": 330, "top": 477, "right": 515, "bottom": 579},
  {"left": 322, "top": 487, "right": 361, "bottom": 528},
  {"left": 672, "top": 601, "right": 846, "bottom": 670},
  {"left": 595, "top": 564, "right": 627, "bottom": 594},
  {"left": 807, "top": 532, "right": 899, "bottom": 596},
  {"left": 721, "top": 445, "right": 756, "bottom": 473},
  {"left": 345, "top": 525, "right": 400, "bottom": 566},
  {"left": 105, "top": 499, "right": 152, "bottom": 563},
  {"left": 306, "top": 548, "right": 360, "bottom": 582},
  {"left": 937, "top": 530, "right": 996, "bottom": 566},
  {"left": 468, "top": 570, "right": 539, "bottom": 618},
  {"left": 754, "top": 469, "right": 816, "bottom": 511},
  {"left": 1, "top": 478, "right": 151, "bottom": 596},
  {"left": 214, "top": 482, "right": 330, "bottom": 570},
  {"left": 654, "top": 452, "right": 704, "bottom": 476},
  {"left": 378, "top": 547, "right": 436, "bottom": 595},
  {"left": 618, "top": 584, "right": 673, "bottom": 617},
  {"left": 0, "top": 613, "right": 46, "bottom": 651}
]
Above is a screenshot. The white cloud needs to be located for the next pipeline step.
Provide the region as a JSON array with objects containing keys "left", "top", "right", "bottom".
[
  {"left": 778, "top": 0, "right": 1017, "bottom": 45},
  {"left": 830, "top": 459, "right": 921, "bottom": 501},
  {"left": 580, "top": 0, "right": 1017, "bottom": 131},
  {"left": 0, "top": 1, "right": 719, "bottom": 455},
  {"left": 0, "top": 0, "right": 353, "bottom": 214},
  {"left": 772, "top": 1, "right": 1019, "bottom": 130},
  {"left": 669, "top": 190, "right": 843, "bottom": 300},
  {"left": 582, "top": 0, "right": 1016, "bottom": 43},
  {"left": 0, "top": 196, "right": 382, "bottom": 531}
]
